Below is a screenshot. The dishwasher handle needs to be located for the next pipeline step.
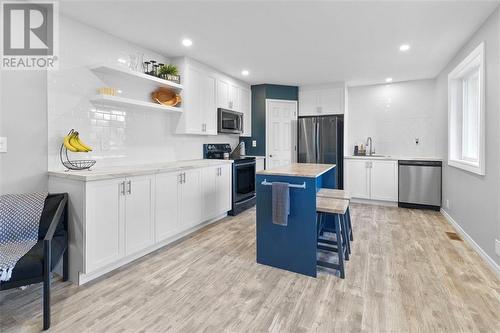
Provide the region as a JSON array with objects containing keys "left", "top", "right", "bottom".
[{"left": 398, "top": 160, "right": 442, "bottom": 167}]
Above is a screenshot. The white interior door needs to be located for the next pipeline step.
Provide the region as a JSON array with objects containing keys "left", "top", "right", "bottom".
[{"left": 266, "top": 99, "right": 298, "bottom": 168}]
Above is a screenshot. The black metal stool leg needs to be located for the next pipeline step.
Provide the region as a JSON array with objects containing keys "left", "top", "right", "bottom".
[
  {"left": 335, "top": 214, "right": 345, "bottom": 279},
  {"left": 341, "top": 214, "right": 350, "bottom": 260}
]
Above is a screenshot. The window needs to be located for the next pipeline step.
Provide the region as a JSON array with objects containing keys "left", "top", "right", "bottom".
[{"left": 448, "top": 42, "right": 485, "bottom": 175}]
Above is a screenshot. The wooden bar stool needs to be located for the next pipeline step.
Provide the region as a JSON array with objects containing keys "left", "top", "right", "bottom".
[
  {"left": 317, "top": 189, "right": 353, "bottom": 242},
  {"left": 316, "top": 197, "right": 349, "bottom": 279}
]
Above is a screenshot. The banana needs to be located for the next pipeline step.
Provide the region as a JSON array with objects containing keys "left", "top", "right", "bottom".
[
  {"left": 69, "top": 132, "right": 89, "bottom": 152},
  {"left": 63, "top": 133, "right": 79, "bottom": 152},
  {"left": 75, "top": 133, "right": 93, "bottom": 152}
]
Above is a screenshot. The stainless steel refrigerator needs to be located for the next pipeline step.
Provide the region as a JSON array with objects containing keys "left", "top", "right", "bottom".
[{"left": 298, "top": 115, "right": 344, "bottom": 188}]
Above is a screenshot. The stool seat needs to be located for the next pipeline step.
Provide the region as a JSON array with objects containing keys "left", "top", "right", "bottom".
[
  {"left": 317, "top": 188, "right": 351, "bottom": 200},
  {"left": 316, "top": 197, "right": 348, "bottom": 215}
]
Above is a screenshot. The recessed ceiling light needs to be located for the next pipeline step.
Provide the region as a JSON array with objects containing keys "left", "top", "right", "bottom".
[
  {"left": 241, "top": 70, "right": 249, "bottom": 76},
  {"left": 182, "top": 38, "right": 193, "bottom": 47},
  {"left": 386, "top": 77, "right": 393, "bottom": 83},
  {"left": 399, "top": 44, "right": 410, "bottom": 52}
]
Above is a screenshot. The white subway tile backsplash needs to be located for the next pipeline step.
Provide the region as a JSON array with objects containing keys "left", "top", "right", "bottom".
[{"left": 48, "top": 16, "right": 238, "bottom": 171}]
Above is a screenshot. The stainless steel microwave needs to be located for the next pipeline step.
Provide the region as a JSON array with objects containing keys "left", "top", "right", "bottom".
[{"left": 218, "top": 108, "right": 243, "bottom": 134}]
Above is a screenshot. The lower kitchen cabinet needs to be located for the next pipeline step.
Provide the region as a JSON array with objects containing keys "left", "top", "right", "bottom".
[
  {"left": 85, "top": 178, "right": 125, "bottom": 273},
  {"left": 49, "top": 162, "right": 233, "bottom": 285},
  {"left": 124, "top": 175, "right": 155, "bottom": 255},
  {"left": 86, "top": 175, "right": 155, "bottom": 272},
  {"left": 202, "top": 164, "right": 232, "bottom": 220},
  {"left": 345, "top": 159, "right": 398, "bottom": 202},
  {"left": 155, "top": 172, "right": 181, "bottom": 242},
  {"left": 371, "top": 160, "right": 398, "bottom": 201},
  {"left": 179, "top": 168, "right": 203, "bottom": 228}
]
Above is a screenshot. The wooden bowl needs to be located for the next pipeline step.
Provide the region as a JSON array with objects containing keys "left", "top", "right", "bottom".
[{"left": 152, "top": 88, "right": 181, "bottom": 107}]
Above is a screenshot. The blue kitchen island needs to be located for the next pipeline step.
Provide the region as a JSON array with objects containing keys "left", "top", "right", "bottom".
[{"left": 256, "top": 163, "right": 336, "bottom": 277}]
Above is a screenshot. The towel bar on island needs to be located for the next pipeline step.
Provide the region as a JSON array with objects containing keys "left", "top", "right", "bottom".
[{"left": 261, "top": 179, "right": 307, "bottom": 189}]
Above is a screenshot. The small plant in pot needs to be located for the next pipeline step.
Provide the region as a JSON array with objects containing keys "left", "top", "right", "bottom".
[{"left": 158, "top": 64, "right": 180, "bottom": 84}]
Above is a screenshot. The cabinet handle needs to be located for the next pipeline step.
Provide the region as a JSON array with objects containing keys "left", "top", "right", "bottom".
[
  {"left": 120, "top": 181, "right": 126, "bottom": 195},
  {"left": 127, "top": 180, "right": 132, "bottom": 194},
  {"left": 179, "top": 173, "right": 183, "bottom": 184},
  {"left": 182, "top": 172, "right": 186, "bottom": 183}
]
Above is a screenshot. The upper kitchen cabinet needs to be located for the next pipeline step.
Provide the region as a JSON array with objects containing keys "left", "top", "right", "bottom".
[
  {"left": 173, "top": 58, "right": 217, "bottom": 135},
  {"left": 218, "top": 78, "right": 241, "bottom": 111},
  {"left": 173, "top": 57, "right": 250, "bottom": 136},
  {"left": 240, "top": 87, "right": 252, "bottom": 137},
  {"left": 299, "top": 83, "right": 345, "bottom": 116}
]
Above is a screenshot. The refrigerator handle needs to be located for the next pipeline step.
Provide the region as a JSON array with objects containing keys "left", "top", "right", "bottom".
[{"left": 315, "top": 118, "right": 320, "bottom": 163}]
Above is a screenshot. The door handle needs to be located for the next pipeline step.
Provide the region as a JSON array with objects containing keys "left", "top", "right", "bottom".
[
  {"left": 182, "top": 172, "right": 186, "bottom": 183},
  {"left": 269, "top": 154, "right": 273, "bottom": 158},
  {"left": 120, "top": 181, "right": 126, "bottom": 195},
  {"left": 179, "top": 173, "right": 183, "bottom": 184},
  {"left": 127, "top": 180, "right": 132, "bottom": 194}
]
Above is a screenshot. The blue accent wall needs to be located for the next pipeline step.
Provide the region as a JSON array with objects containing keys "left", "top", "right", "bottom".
[{"left": 241, "top": 84, "right": 298, "bottom": 156}]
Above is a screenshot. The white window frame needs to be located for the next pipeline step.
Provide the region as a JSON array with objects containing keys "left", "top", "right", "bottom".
[{"left": 448, "top": 42, "right": 485, "bottom": 175}]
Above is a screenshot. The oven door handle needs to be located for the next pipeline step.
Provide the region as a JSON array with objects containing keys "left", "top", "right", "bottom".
[{"left": 235, "top": 161, "right": 256, "bottom": 167}]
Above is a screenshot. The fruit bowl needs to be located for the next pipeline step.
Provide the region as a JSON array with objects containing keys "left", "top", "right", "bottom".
[
  {"left": 62, "top": 159, "right": 96, "bottom": 171},
  {"left": 60, "top": 129, "right": 96, "bottom": 171}
]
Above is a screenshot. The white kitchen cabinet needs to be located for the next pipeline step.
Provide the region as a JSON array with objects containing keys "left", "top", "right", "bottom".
[
  {"left": 203, "top": 74, "right": 218, "bottom": 135},
  {"left": 218, "top": 78, "right": 242, "bottom": 111},
  {"left": 85, "top": 178, "right": 125, "bottom": 273},
  {"left": 124, "top": 175, "right": 155, "bottom": 255},
  {"left": 202, "top": 164, "right": 232, "bottom": 220},
  {"left": 179, "top": 168, "right": 203, "bottom": 228},
  {"left": 255, "top": 157, "right": 265, "bottom": 172},
  {"left": 202, "top": 166, "right": 219, "bottom": 219},
  {"left": 299, "top": 85, "right": 344, "bottom": 116},
  {"left": 174, "top": 60, "right": 217, "bottom": 135},
  {"left": 240, "top": 87, "right": 252, "bottom": 136},
  {"left": 155, "top": 172, "right": 181, "bottom": 242},
  {"left": 371, "top": 160, "right": 398, "bottom": 201},
  {"left": 216, "top": 164, "right": 232, "bottom": 214},
  {"left": 345, "top": 159, "right": 371, "bottom": 199},
  {"left": 229, "top": 84, "right": 240, "bottom": 111},
  {"left": 50, "top": 160, "right": 233, "bottom": 285},
  {"left": 345, "top": 159, "right": 398, "bottom": 202},
  {"left": 217, "top": 78, "right": 230, "bottom": 110}
]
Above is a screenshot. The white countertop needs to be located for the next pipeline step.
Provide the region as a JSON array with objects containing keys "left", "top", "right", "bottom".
[
  {"left": 49, "top": 159, "right": 233, "bottom": 182},
  {"left": 345, "top": 155, "right": 443, "bottom": 162}
]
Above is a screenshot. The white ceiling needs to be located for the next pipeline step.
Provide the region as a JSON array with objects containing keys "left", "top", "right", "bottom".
[{"left": 60, "top": 1, "right": 499, "bottom": 86}]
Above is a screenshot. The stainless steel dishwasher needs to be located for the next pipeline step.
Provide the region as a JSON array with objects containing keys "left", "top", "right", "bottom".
[{"left": 398, "top": 160, "right": 442, "bottom": 210}]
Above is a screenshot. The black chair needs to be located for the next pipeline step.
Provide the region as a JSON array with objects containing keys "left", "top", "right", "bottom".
[{"left": 0, "top": 193, "right": 68, "bottom": 330}]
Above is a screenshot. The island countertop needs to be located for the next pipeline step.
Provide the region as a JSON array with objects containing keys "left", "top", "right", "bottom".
[{"left": 257, "top": 163, "right": 335, "bottom": 178}]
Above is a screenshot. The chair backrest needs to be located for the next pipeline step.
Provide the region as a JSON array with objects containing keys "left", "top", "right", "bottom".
[{"left": 38, "top": 193, "right": 67, "bottom": 239}]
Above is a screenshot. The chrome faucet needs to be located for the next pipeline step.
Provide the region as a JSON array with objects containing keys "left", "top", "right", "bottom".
[{"left": 366, "top": 137, "right": 374, "bottom": 156}]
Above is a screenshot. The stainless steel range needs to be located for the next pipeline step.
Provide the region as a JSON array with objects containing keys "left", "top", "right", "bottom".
[{"left": 203, "top": 144, "right": 256, "bottom": 215}]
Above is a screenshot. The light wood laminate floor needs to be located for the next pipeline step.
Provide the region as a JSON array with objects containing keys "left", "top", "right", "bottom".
[{"left": 1, "top": 204, "right": 499, "bottom": 332}]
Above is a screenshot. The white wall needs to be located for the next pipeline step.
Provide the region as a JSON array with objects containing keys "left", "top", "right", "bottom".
[
  {"left": 47, "top": 16, "right": 241, "bottom": 171},
  {"left": 436, "top": 8, "right": 500, "bottom": 266},
  {"left": 347, "top": 79, "right": 446, "bottom": 158},
  {"left": 0, "top": 70, "right": 48, "bottom": 194}
]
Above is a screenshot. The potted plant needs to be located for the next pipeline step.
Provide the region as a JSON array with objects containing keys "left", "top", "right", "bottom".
[{"left": 158, "top": 64, "right": 180, "bottom": 84}]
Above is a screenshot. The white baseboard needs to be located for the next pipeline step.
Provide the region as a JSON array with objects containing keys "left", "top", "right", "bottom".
[
  {"left": 440, "top": 208, "right": 500, "bottom": 278},
  {"left": 351, "top": 198, "right": 398, "bottom": 207}
]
